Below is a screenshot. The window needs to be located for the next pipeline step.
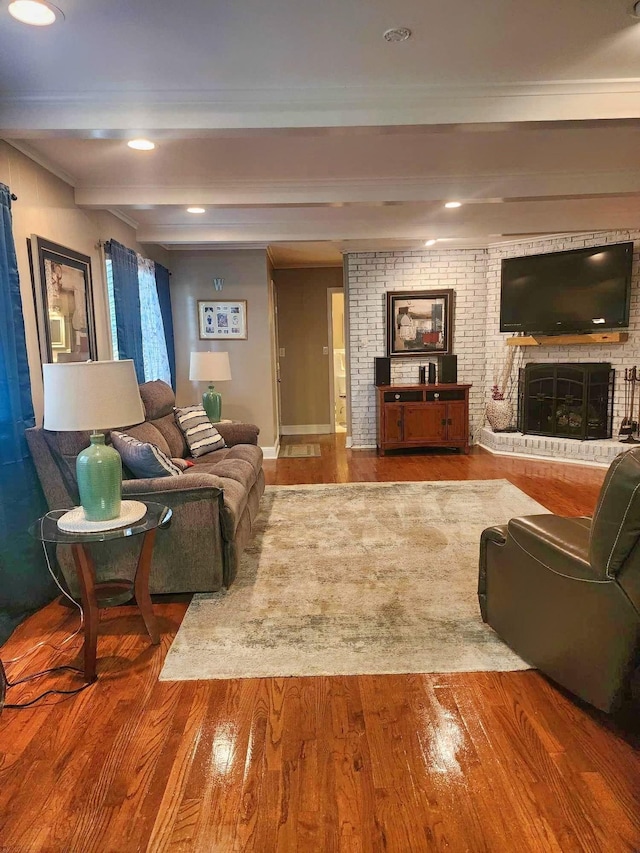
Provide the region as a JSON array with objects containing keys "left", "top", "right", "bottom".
[{"left": 104, "top": 244, "right": 172, "bottom": 386}]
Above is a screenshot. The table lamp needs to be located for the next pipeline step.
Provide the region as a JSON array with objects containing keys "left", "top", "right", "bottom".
[
  {"left": 43, "top": 360, "right": 145, "bottom": 525},
  {"left": 189, "top": 351, "right": 231, "bottom": 422}
]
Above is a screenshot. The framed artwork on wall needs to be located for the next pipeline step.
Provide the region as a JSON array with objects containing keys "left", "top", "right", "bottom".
[
  {"left": 386, "top": 289, "right": 454, "bottom": 357},
  {"left": 28, "top": 236, "right": 97, "bottom": 365},
  {"left": 198, "top": 300, "right": 248, "bottom": 340}
]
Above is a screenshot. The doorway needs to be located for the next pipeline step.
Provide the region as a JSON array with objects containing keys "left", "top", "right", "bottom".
[{"left": 328, "top": 288, "right": 346, "bottom": 433}]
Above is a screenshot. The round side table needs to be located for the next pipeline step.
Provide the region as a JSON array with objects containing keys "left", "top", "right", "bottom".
[{"left": 30, "top": 501, "right": 172, "bottom": 683}]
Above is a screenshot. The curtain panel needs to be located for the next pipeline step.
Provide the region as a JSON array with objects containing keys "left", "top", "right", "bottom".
[
  {"left": 107, "top": 240, "right": 145, "bottom": 382},
  {"left": 138, "top": 255, "right": 171, "bottom": 386},
  {"left": 154, "top": 262, "right": 176, "bottom": 390},
  {"left": 0, "top": 184, "right": 55, "bottom": 643}
]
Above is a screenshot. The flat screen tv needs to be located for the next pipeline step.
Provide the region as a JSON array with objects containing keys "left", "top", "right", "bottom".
[{"left": 500, "top": 242, "right": 633, "bottom": 334}]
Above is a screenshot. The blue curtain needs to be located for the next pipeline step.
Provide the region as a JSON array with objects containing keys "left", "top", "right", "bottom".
[
  {"left": 154, "top": 262, "right": 176, "bottom": 390},
  {"left": 0, "top": 184, "right": 56, "bottom": 644},
  {"left": 108, "top": 240, "right": 145, "bottom": 382}
]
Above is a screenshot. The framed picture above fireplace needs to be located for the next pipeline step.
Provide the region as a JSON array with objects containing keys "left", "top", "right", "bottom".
[{"left": 386, "top": 289, "right": 454, "bottom": 357}]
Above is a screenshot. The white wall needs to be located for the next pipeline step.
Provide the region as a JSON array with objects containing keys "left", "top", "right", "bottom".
[
  {"left": 345, "top": 249, "right": 488, "bottom": 448},
  {"left": 0, "top": 141, "right": 168, "bottom": 422}
]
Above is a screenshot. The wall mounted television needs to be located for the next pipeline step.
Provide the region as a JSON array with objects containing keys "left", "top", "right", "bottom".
[{"left": 500, "top": 242, "right": 634, "bottom": 334}]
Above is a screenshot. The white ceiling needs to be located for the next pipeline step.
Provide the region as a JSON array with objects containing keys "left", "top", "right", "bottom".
[{"left": 2, "top": 0, "right": 640, "bottom": 266}]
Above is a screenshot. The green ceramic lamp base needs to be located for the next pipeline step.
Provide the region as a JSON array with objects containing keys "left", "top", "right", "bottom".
[
  {"left": 76, "top": 432, "right": 122, "bottom": 521},
  {"left": 202, "top": 385, "right": 222, "bottom": 422}
]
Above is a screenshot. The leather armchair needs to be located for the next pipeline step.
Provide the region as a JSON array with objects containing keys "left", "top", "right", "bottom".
[{"left": 479, "top": 448, "right": 640, "bottom": 713}]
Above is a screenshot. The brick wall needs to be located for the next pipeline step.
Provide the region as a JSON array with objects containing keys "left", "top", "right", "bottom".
[
  {"left": 346, "top": 231, "right": 640, "bottom": 448},
  {"left": 345, "top": 249, "right": 488, "bottom": 447},
  {"left": 485, "top": 230, "right": 640, "bottom": 434}
]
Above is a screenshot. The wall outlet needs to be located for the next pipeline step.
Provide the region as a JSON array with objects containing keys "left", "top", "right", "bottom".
[
  {"left": 322, "top": 346, "right": 329, "bottom": 355},
  {"left": 279, "top": 347, "right": 285, "bottom": 357}
]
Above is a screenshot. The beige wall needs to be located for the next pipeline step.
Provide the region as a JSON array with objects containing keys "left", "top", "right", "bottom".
[
  {"left": 274, "top": 267, "right": 343, "bottom": 429},
  {"left": 0, "top": 141, "right": 168, "bottom": 422},
  {"left": 169, "top": 249, "right": 278, "bottom": 449}
]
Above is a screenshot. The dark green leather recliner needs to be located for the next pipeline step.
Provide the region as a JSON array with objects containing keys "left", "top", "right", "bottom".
[{"left": 479, "top": 447, "right": 640, "bottom": 713}]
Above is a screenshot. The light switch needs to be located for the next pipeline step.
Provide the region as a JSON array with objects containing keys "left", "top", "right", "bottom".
[{"left": 322, "top": 346, "right": 329, "bottom": 355}]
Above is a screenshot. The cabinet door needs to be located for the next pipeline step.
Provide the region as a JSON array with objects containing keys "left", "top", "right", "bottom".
[
  {"left": 404, "top": 403, "right": 447, "bottom": 442},
  {"left": 383, "top": 404, "right": 404, "bottom": 443},
  {"left": 446, "top": 400, "right": 468, "bottom": 441}
]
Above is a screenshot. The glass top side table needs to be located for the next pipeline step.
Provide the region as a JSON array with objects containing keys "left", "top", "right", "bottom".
[{"left": 30, "top": 501, "right": 172, "bottom": 683}]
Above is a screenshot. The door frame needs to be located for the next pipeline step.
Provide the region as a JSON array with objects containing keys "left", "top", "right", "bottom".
[
  {"left": 269, "top": 278, "right": 282, "bottom": 443},
  {"left": 327, "top": 286, "right": 344, "bottom": 433}
]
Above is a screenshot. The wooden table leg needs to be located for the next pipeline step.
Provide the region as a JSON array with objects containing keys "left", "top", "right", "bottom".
[
  {"left": 134, "top": 529, "right": 160, "bottom": 645},
  {"left": 71, "top": 544, "right": 99, "bottom": 683}
]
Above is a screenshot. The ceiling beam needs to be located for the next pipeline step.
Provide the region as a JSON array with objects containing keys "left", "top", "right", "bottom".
[
  {"left": 74, "top": 172, "right": 640, "bottom": 209},
  {"left": 4, "top": 80, "right": 640, "bottom": 133}
]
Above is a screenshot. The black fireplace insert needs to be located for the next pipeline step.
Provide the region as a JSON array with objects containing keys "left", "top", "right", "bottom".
[{"left": 518, "top": 362, "right": 614, "bottom": 440}]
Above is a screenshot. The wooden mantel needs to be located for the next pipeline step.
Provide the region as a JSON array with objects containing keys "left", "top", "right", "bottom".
[{"left": 506, "top": 332, "right": 629, "bottom": 347}]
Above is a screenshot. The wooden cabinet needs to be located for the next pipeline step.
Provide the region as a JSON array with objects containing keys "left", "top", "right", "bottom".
[{"left": 376, "top": 384, "right": 472, "bottom": 455}]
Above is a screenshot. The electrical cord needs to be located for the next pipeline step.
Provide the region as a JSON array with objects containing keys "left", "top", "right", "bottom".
[
  {"left": 2, "top": 525, "right": 93, "bottom": 710},
  {"left": 4, "top": 527, "right": 84, "bottom": 666},
  {"left": 4, "top": 665, "right": 91, "bottom": 708}
]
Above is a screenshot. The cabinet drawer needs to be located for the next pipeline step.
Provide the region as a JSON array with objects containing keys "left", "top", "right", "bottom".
[
  {"left": 426, "top": 390, "right": 465, "bottom": 402},
  {"left": 383, "top": 390, "right": 423, "bottom": 403}
]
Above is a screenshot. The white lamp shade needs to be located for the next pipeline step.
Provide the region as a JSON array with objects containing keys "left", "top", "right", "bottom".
[
  {"left": 189, "top": 351, "right": 231, "bottom": 382},
  {"left": 43, "top": 360, "right": 145, "bottom": 432}
]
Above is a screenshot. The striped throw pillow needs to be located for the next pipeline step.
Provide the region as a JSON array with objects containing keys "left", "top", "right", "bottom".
[
  {"left": 174, "top": 405, "right": 226, "bottom": 458},
  {"left": 110, "top": 431, "right": 183, "bottom": 478}
]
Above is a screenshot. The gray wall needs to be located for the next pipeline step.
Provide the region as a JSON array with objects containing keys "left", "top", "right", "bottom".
[{"left": 169, "top": 249, "right": 278, "bottom": 450}]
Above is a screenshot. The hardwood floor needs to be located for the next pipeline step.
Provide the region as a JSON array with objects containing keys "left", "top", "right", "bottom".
[{"left": 1, "top": 439, "right": 638, "bottom": 853}]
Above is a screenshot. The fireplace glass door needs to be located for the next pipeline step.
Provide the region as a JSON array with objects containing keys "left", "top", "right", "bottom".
[{"left": 518, "top": 363, "right": 614, "bottom": 440}]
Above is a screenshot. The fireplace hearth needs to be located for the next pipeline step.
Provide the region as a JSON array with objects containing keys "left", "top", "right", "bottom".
[{"left": 518, "top": 362, "right": 614, "bottom": 440}]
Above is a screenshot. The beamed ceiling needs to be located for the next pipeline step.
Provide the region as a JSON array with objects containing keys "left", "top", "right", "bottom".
[{"left": 1, "top": 0, "right": 640, "bottom": 266}]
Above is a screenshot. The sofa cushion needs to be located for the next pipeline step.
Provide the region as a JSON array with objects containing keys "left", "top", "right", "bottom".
[
  {"left": 139, "top": 379, "right": 175, "bottom": 420},
  {"left": 151, "top": 412, "right": 189, "bottom": 458},
  {"left": 175, "top": 405, "right": 226, "bottom": 457},
  {"left": 111, "top": 430, "right": 183, "bottom": 479},
  {"left": 190, "top": 444, "right": 263, "bottom": 476},
  {"left": 120, "top": 421, "right": 172, "bottom": 457},
  {"left": 193, "top": 458, "right": 257, "bottom": 492}
]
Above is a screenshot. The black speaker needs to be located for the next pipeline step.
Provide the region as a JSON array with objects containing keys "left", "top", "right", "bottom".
[
  {"left": 418, "top": 365, "right": 426, "bottom": 384},
  {"left": 428, "top": 362, "right": 436, "bottom": 384},
  {"left": 375, "top": 357, "right": 391, "bottom": 386},
  {"left": 439, "top": 355, "right": 458, "bottom": 384}
]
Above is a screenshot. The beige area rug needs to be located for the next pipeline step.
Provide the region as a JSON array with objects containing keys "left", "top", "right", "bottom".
[
  {"left": 160, "top": 480, "right": 548, "bottom": 681},
  {"left": 279, "top": 443, "right": 321, "bottom": 458}
]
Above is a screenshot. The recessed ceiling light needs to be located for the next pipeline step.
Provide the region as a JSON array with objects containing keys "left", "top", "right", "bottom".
[
  {"left": 127, "top": 139, "right": 155, "bottom": 151},
  {"left": 444, "top": 201, "right": 462, "bottom": 209},
  {"left": 631, "top": 1, "right": 640, "bottom": 17},
  {"left": 425, "top": 239, "right": 437, "bottom": 246},
  {"left": 383, "top": 27, "right": 411, "bottom": 42},
  {"left": 187, "top": 207, "right": 206, "bottom": 214},
  {"left": 8, "top": 0, "right": 61, "bottom": 26}
]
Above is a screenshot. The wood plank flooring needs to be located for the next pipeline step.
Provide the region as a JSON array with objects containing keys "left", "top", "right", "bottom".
[{"left": 1, "top": 439, "right": 638, "bottom": 852}]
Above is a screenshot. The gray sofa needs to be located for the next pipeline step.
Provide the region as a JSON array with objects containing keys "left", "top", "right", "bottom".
[{"left": 26, "top": 380, "right": 265, "bottom": 594}]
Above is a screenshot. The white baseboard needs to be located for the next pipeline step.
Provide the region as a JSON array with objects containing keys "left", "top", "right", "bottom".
[
  {"left": 346, "top": 435, "right": 353, "bottom": 448},
  {"left": 261, "top": 438, "right": 280, "bottom": 460},
  {"left": 280, "top": 424, "right": 332, "bottom": 435},
  {"left": 478, "top": 442, "right": 610, "bottom": 468},
  {"left": 351, "top": 444, "right": 377, "bottom": 450}
]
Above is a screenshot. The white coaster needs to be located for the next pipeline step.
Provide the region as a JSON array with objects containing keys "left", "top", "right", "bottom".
[{"left": 57, "top": 500, "right": 148, "bottom": 533}]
